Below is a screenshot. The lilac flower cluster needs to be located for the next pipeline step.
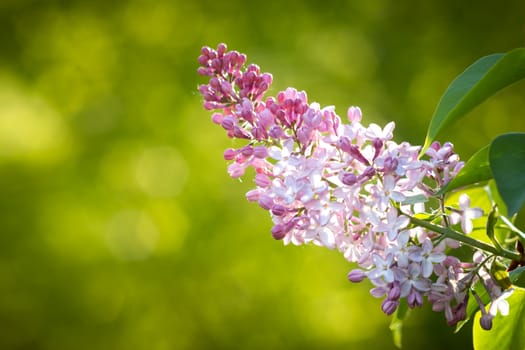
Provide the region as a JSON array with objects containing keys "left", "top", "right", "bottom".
[{"left": 197, "top": 44, "right": 511, "bottom": 328}]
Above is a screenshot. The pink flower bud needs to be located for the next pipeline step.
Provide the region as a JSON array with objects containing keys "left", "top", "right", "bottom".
[
  {"left": 211, "top": 59, "right": 222, "bottom": 73},
  {"left": 258, "top": 195, "right": 274, "bottom": 210},
  {"left": 347, "top": 269, "right": 366, "bottom": 283},
  {"left": 275, "top": 110, "right": 287, "bottom": 125},
  {"left": 337, "top": 136, "right": 352, "bottom": 153},
  {"left": 201, "top": 46, "right": 211, "bottom": 56},
  {"left": 262, "top": 73, "right": 272, "bottom": 85},
  {"left": 204, "top": 101, "right": 220, "bottom": 110},
  {"left": 258, "top": 109, "right": 274, "bottom": 128},
  {"left": 233, "top": 126, "right": 251, "bottom": 139},
  {"left": 201, "top": 91, "right": 214, "bottom": 101},
  {"left": 220, "top": 80, "right": 235, "bottom": 96},
  {"left": 407, "top": 290, "right": 423, "bottom": 308},
  {"left": 347, "top": 106, "right": 362, "bottom": 122},
  {"left": 245, "top": 189, "right": 261, "bottom": 202},
  {"left": 253, "top": 146, "right": 268, "bottom": 159},
  {"left": 428, "top": 140, "right": 441, "bottom": 153},
  {"left": 217, "top": 43, "right": 227, "bottom": 56},
  {"left": 209, "top": 77, "right": 221, "bottom": 89},
  {"left": 342, "top": 172, "right": 358, "bottom": 186},
  {"left": 211, "top": 113, "right": 224, "bottom": 125},
  {"left": 223, "top": 148, "right": 237, "bottom": 160},
  {"left": 294, "top": 98, "right": 307, "bottom": 114},
  {"left": 240, "top": 146, "right": 253, "bottom": 157},
  {"left": 276, "top": 91, "right": 286, "bottom": 104},
  {"left": 480, "top": 314, "right": 493, "bottom": 330},
  {"left": 221, "top": 116, "right": 235, "bottom": 130},
  {"left": 271, "top": 204, "right": 286, "bottom": 216},
  {"left": 381, "top": 299, "right": 398, "bottom": 315},
  {"left": 271, "top": 224, "right": 286, "bottom": 240},
  {"left": 198, "top": 54, "right": 209, "bottom": 65},
  {"left": 255, "top": 173, "right": 271, "bottom": 187},
  {"left": 246, "top": 64, "right": 260, "bottom": 74},
  {"left": 197, "top": 66, "right": 208, "bottom": 75},
  {"left": 388, "top": 282, "right": 401, "bottom": 300},
  {"left": 252, "top": 126, "right": 267, "bottom": 140},
  {"left": 227, "top": 163, "right": 245, "bottom": 178}
]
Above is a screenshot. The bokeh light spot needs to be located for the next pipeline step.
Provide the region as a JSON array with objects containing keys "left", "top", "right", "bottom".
[
  {"left": 0, "top": 74, "right": 71, "bottom": 164},
  {"left": 135, "top": 146, "right": 188, "bottom": 197},
  {"left": 105, "top": 210, "right": 159, "bottom": 261}
]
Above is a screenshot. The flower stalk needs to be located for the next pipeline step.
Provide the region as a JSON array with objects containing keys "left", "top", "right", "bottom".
[{"left": 408, "top": 215, "right": 520, "bottom": 261}]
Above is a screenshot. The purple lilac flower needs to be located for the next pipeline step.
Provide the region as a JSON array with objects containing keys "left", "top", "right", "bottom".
[
  {"left": 449, "top": 193, "right": 484, "bottom": 234},
  {"left": 198, "top": 43, "right": 509, "bottom": 328}
]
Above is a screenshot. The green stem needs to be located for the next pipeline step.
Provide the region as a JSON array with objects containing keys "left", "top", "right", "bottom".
[
  {"left": 408, "top": 215, "right": 521, "bottom": 261},
  {"left": 499, "top": 215, "right": 525, "bottom": 241}
]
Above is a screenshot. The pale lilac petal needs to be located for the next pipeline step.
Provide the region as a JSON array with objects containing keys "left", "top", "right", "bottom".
[
  {"left": 421, "top": 260, "right": 433, "bottom": 278},
  {"left": 458, "top": 193, "right": 471, "bottom": 209},
  {"left": 466, "top": 208, "right": 483, "bottom": 220},
  {"left": 461, "top": 218, "right": 474, "bottom": 234},
  {"left": 390, "top": 191, "right": 406, "bottom": 202},
  {"left": 384, "top": 269, "right": 395, "bottom": 283},
  {"left": 319, "top": 228, "right": 335, "bottom": 248},
  {"left": 400, "top": 280, "right": 411, "bottom": 297}
]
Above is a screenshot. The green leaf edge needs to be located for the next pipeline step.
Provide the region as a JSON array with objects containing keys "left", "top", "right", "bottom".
[
  {"left": 489, "top": 132, "right": 525, "bottom": 216},
  {"left": 422, "top": 48, "right": 525, "bottom": 154}
]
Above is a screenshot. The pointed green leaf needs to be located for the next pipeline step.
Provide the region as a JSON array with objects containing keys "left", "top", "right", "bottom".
[
  {"left": 510, "top": 266, "right": 525, "bottom": 288},
  {"left": 473, "top": 288, "right": 525, "bottom": 350},
  {"left": 489, "top": 133, "right": 525, "bottom": 216},
  {"left": 422, "top": 48, "right": 525, "bottom": 153},
  {"left": 439, "top": 145, "right": 491, "bottom": 195}
]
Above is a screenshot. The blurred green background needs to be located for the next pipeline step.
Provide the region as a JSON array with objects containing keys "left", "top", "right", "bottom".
[{"left": 1, "top": 0, "right": 525, "bottom": 349}]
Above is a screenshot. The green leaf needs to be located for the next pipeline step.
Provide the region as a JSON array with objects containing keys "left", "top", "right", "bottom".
[
  {"left": 473, "top": 288, "right": 525, "bottom": 350},
  {"left": 487, "top": 180, "right": 509, "bottom": 217},
  {"left": 390, "top": 299, "right": 410, "bottom": 348},
  {"left": 485, "top": 205, "right": 504, "bottom": 252},
  {"left": 510, "top": 266, "right": 525, "bottom": 288},
  {"left": 422, "top": 48, "right": 525, "bottom": 153},
  {"left": 439, "top": 145, "right": 491, "bottom": 195},
  {"left": 400, "top": 194, "right": 428, "bottom": 205},
  {"left": 489, "top": 133, "right": 525, "bottom": 216}
]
